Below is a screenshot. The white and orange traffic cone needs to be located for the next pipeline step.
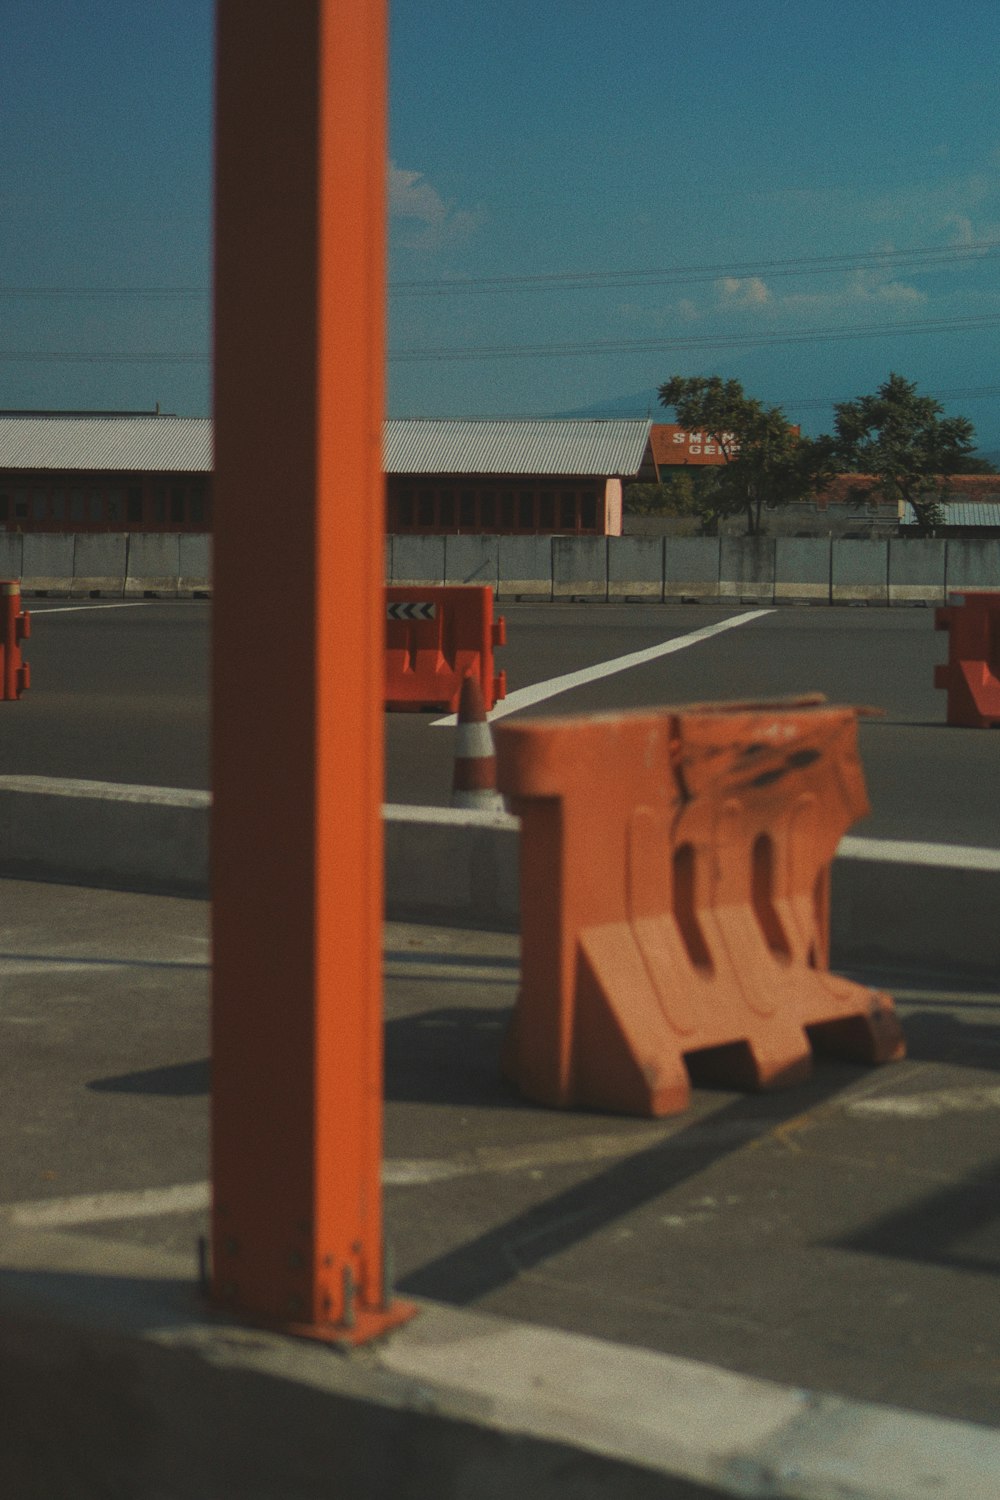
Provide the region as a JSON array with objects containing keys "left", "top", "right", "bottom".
[{"left": 451, "top": 673, "right": 504, "bottom": 810}]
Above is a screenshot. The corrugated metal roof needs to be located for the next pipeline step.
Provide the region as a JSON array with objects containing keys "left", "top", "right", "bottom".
[
  {"left": 902, "top": 500, "right": 1000, "bottom": 527},
  {"left": 383, "top": 418, "right": 653, "bottom": 477},
  {"left": 0, "top": 414, "right": 652, "bottom": 479},
  {"left": 0, "top": 416, "right": 212, "bottom": 472}
]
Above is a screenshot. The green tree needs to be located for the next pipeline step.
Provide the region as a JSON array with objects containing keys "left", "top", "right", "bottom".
[
  {"left": 624, "top": 467, "right": 723, "bottom": 531},
  {"left": 658, "top": 374, "right": 835, "bottom": 535},
  {"left": 833, "top": 372, "right": 977, "bottom": 535}
]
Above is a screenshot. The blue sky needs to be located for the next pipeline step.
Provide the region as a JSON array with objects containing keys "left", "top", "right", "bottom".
[{"left": 2, "top": 2, "right": 999, "bottom": 445}]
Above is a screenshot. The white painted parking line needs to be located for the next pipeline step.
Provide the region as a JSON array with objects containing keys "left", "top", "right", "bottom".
[
  {"left": 837, "top": 835, "right": 1000, "bottom": 871},
  {"left": 8, "top": 1182, "right": 211, "bottom": 1228},
  {"left": 31, "top": 602, "right": 157, "bottom": 615},
  {"left": 847, "top": 1084, "right": 1000, "bottom": 1119},
  {"left": 433, "top": 608, "right": 774, "bottom": 725}
]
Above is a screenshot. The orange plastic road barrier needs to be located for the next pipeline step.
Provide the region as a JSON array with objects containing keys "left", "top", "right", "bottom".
[
  {"left": 0, "top": 581, "right": 29, "bottom": 700},
  {"left": 212, "top": 1, "right": 412, "bottom": 1343},
  {"left": 386, "top": 585, "right": 506, "bottom": 712},
  {"left": 934, "top": 591, "right": 1000, "bottom": 727},
  {"left": 495, "top": 700, "right": 904, "bottom": 1117}
]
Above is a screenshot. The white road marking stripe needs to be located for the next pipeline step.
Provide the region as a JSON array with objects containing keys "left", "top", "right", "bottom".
[
  {"left": 847, "top": 1085, "right": 1000, "bottom": 1119},
  {"left": 9, "top": 1182, "right": 211, "bottom": 1227},
  {"left": 432, "top": 609, "right": 774, "bottom": 725},
  {"left": 0, "top": 1122, "right": 754, "bottom": 1226},
  {"left": 837, "top": 835, "right": 1000, "bottom": 871},
  {"left": 31, "top": 602, "right": 156, "bottom": 614}
]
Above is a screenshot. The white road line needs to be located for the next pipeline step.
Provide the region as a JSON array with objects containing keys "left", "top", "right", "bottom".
[
  {"left": 30, "top": 602, "right": 156, "bottom": 615},
  {"left": 433, "top": 608, "right": 774, "bottom": 725},
  {"left": 8, "top": 1182, "right": 211, "bottom": 1228},
  {"left": 847, "top": 1084, "right": 1000, "bottom": 1120},
  {"left": 0, "top": 1123, "right": 752, "bottom": 1227},
  {"left": 837, "top": 835, "right": 1000, "bottom": 872}
]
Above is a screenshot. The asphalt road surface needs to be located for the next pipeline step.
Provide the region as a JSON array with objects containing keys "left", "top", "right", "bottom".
[{"left": 3, "top": 598, "right": 998, "bottom": 848}]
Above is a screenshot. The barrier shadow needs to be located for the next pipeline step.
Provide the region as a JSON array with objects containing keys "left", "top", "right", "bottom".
[
  {"left": 385, "top": 1007, "right": 518, "bottom": 1110},
  {"left": 88, "top": 1059, "right": 210, "bottom": 1096},
  {"left": 397, "top": 1061, "right": 884, "bottom": 1306},
  {"left": 0, "top": 950, "right": 208, "bottom": 973},
  {"left": 829, "top": 1156, "right": 1000, "bottom": 1278},
  {"left": 889, "top": 1008, "right": 1000, "bottom": 1072}
]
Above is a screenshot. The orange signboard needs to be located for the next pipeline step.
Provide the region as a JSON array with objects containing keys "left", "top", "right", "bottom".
[{"left": 650, "top": 423, "right": 737, "bottom": 470}]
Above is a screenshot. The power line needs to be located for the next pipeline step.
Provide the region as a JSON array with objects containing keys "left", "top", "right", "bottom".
[
  {"left": 0, "top": 236, "right": 996, "bottom": 303},
  {"left": 0, "top": 287, "right": 206, "bottom": 300},
  {"left": 2, "top": 317, "right": 1000, "bottom": 372},
  {"left": 0, "top": 351, "right": 207, "bottom": 363},
  {"left": 390, "top": 238, "right": 1000, "bottom": 296},
  {"left": 783, "top": 383, "right": 1000, "bottom": 413},
  {"left": 388, "top": 311, "right": 1000, "bottom": 363}
]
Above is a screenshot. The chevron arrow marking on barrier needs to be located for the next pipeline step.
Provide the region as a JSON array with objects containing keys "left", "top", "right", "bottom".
[{"left": 387, "top": 601, "right": 437, "bottom": 621}]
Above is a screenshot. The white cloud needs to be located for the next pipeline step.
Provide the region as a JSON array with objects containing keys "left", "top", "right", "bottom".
[
  {"left": 717, "top": 276, "right": 771, "bottom": 307},
  {"left": 389, "top": 162, "right": 484, "bottom": 250},
  {"left": 782, "top": 266, "right": 927, "bottom": 313}
]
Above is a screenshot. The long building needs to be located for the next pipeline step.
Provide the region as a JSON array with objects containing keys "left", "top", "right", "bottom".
[{"left": 0, "top": 413, "right": 655, "bottom": 537}]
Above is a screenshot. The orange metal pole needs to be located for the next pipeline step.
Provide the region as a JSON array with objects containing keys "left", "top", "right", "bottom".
[{"left": 212, "top": 0, "right": 412, "bottom": 1340}]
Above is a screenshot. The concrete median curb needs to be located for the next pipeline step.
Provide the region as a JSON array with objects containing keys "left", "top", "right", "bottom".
[
  {"left": 1, "top": 1222, "right": 997, "bottom": 1500},
  {"left": 0, "top": 778, "right": 996, "bottom": 975}
]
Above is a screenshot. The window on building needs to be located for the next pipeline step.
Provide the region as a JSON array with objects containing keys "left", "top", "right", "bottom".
[
  {"left": 51, "top": 490, "right": 66, "bottom": 522},
  {"left": 539, "top": 491, "right": 555, "bottom": 529},
  {"left": 188, "top": 486, "right": 205, "bottom": 526},
  {"left": 0, "top": 494, "right": 9, "bottom": 524},
  {"left": 518, "top": 491, "right": 535, "bottom": 530},
  {"left": 560, "top": 492, "right": 577, "bottom": 530},
  {"left": 107, "top": 489, "right": 125, "bottom": 523},
  {"left": 32, "top": 490, "right": 47, "bottom": 522},
  {"left": 479, "top": 491, "right": 496, "bottom": 529},
  {"left": 459, "top": 490, "right": 477, "bottom": 529},
  {"left": 127, "top": 487, "right": 144, "bottom": 525},
  {"left": 70, "top": 490, "right": 84, "bottom": 523},
  {"left": 438, "top": 490, "right": 455, "bottom": 529},
  {"left": 88, "top": 491, "right": 103, "bottom": 523},
  {"left": 499, "top": 491, "right": 515, "bottom": 530},
  {"left": 152, "top": 487, "right": 166, "bottom": 524},
  {"left": 170, "top": 487, "right": 186, "bottom": 525},
  {"left": 580, "top": 491, "right": 598, "bottom": 531},
  {"left": 417, "top": 488, "right": 435, "bottom": 528},
  {"left": 14, "top": 490, "right": 29, "bottom": 521}
]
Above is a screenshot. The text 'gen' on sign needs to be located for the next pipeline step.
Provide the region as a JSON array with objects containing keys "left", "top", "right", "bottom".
[{"left": 387, "top": 601, "right": 437, "bottom": 621}]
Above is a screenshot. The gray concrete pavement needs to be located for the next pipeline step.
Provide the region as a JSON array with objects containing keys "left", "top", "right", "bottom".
[
  {"left": 8, "top": 601, "right": 1000, "bottom": 849},
  {"left": 2, "top": 876, "right": 999, "bottom": 1443}
]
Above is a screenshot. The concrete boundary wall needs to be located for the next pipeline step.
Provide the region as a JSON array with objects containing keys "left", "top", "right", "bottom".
[
  {"left": 496, "top": 536, "right": 552, "bottom": 599},
  {"left": 552, "top": 535, "right": 607, "bottom": 600},
  {"left": 125, "top": 534, "right": 182, "bottom": 598},
  {"left": 0, "top": 533, "right": 23, "bottom": 580},
  {"left": 0, "top": 777, "right": 997, "bottom": 977},
  {"left": 71, "top": 533, "right": 129, "bottom": 597},
  {"left": 0, "top": 534, "right": 997, "bottom": 601},
  {"left": 831, "top": 540, "right": 889, "bottom": 604},
  {"left": 22, "top": 534, "right": 76, "bottom": 595},
  {"left": 888, "top": 538, "right": 946, "bottom": 604},
  {"left": 608, "top": 535, "right": 664, "bottom": 600},
  {"left": 719, "top": 538, "right": 775, "bottom": 604},
  {"left": 178, "top": 533, "right": 212, "bottom": 595},
  {"left": 663, "top": 537, "right": 721, "bottom": 600},
  {"left": 389, "top": 534, "right": 445, "bottom": 586},
  {"left": 946, "top": 538, "right": 1000, "bottom": 593},
  {"left": 444, "top": 534, "right": 499, "bottom": 590},
  {"left": 774, "top": 538, "right": 830, "bottom": 603}
]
